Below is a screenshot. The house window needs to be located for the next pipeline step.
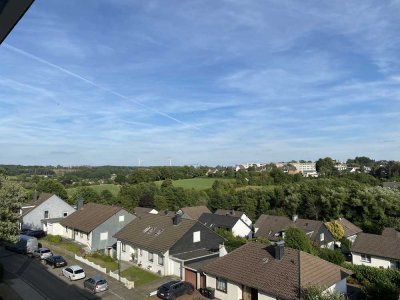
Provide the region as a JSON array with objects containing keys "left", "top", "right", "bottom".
[
  {"left": 100, "top": 232, "right": 108, "bottom": 241},
  {"left": 121, "top": 243, "right": 126, "bottom": 252},
  {"left": 158, "top": 255, "right": 164, "bottom": 266},
  {"left": 119, "top": 215, "right": 125, "bottom": 222},
  {"left": 320, "top": 233, "right": 324, "bottom": 241},
  {"left": 65, "top": 226, "right": 68, "bottom": 233},
  {"left": 148, "top": 252, "right": 153, "bottom": 262},
  {"left": 87, "top": 233, "right": 89, "bottom": 241},
  {"left": 216, "top": 278, "right": 227, "bottom": 293},
  {"left": 361, "top": 254, "right": 371, "bottom": 263},
  {"left": 138, "top": 249, "right": 142, "bottom": 256},
  {"left": 80, "top": 232, "right": 83, "bottom": 238},
  {"left": 63, "top": 212, "right": 68, "bottom": 217},
  {"left": 193, "top": 231, "right": 201, "bottom": 243},
  {"left": 44, "top": 210, "right": 49, "bottom": 219}
]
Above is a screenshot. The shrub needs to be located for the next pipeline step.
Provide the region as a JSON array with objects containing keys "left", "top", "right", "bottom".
[
  {"left": 343, "top": 263, "right": 400, "bottom": 300},
  {"left": 284, "top": 226, "right": 317, "bottom": 255},
  {"left": 44, "top": 235, "right": 62, "bottom": 243},
  {"left": 317, "top": 248, "right": 345, "bottom": 265}
]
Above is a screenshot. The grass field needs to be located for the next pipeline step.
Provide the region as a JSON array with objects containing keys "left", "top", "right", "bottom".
[
  {"left": 155, "top": 177, "right": 234, "bottom": 190},
  {"left": 66, "top": 184, "right": 121, "bottom": 197},
  {"left": 120, "top": 266, "right": 160, "bottom": 286}
]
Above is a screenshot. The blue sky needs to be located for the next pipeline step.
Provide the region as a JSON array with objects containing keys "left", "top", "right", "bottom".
[{"left": 1, "top": 1, "right": 400, "bottom": 166}]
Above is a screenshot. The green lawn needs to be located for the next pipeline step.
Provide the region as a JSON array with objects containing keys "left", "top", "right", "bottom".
[
  {"left": 67, "top": 184, "right": 121, "bottom": 197},
  {"left": 155, "top": 177, "right": 234, "bottom": 190},
  {"left": 120, "top": 266, "right": 160, "bottom": 286},
  {"left": 86, "top": 255, "right": 118, "bottom": 272}
]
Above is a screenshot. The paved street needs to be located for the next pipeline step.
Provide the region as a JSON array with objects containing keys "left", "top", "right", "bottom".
[{"left": 0, "top": 246, "right": 201, "bottom": 300}]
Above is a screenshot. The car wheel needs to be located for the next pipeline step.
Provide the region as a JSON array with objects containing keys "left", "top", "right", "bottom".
[
  {"left": 52, "top": 264, "right": 55, "bottom": 269},
  {"left": 170, "top": 295, "right": 176, "bottom": 300},
  {"left": 69, "top": 276, "right": 72, "bottom": 281},
  {"left": 188, "top": 288, "right": 194, "bottom": 295}
]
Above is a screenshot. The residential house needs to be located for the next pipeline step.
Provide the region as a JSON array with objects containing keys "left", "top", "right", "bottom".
[
  {"left": 177, "top": 206, "right": 211, "bottom": 220},
  {"left": 335, "top": 218, "right": 362, "bottom": 243},
  {"left": 254, "top": 214, "right": 334, "bottom": 249},
  {"left": 20, "top": 193, "right": 75, "bottom": 235},
  {"left": 214, "top": 209, "right": 252, "bottom": 227},
  {"left": 351, "top": 232, "right": 400, "bottom": 269},
  {"left": 202, "top": 242, "right": 352, "bottom": 300},
  {"left": 198, "top": 213, "right": 252, "bottom": 238},
  {"left": 60, "top": 202, "right": 135, "bottom": 252},
  {"left": 114, "top": 213, "right": 224, "bottom": 283},
  {"left": 133, "top": 206, "right": 158, "bottom": 217}
]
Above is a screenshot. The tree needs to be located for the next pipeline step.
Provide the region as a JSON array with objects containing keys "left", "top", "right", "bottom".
[
  {"left": 316, "top": 157, "right": 337, "bottom": 176},
  {"left": 284, "top": 226, "right": 316, "bottom": 255},
  {"left": 100, "top": 189, "right": 114, "bottom": 204},
  {"left": 0, "top": 176, "right": 26, "bottom": 242},
  {"left": 114, "top": 174, "right": 126, "bottom": 185},
  {"left": 325, "top": 221, "right": 344, "bottom": 241},
  {"left": 302, "top": 286, "right": 345, "bottom": 300},
  {"left": 36, "top": 179, "right": 68, "bottom": 200},
  {"left": 70, "top": 187, "right": 100, "bottom": 204}
]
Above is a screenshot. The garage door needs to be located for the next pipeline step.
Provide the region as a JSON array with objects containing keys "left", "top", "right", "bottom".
[{"left": 185, "top": 268, "right": 197, "bottom": 289}]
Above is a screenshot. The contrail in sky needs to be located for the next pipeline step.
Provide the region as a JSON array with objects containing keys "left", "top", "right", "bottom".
[{"left": 4, "top": 43, "right": 195, "bottom": 128}]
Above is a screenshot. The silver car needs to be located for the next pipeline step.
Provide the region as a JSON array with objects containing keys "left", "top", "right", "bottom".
[
  {"left": 32, "top": 247, "right": 52, "bottom": 260},
  {"left": 83, "top": 275, "right": 108, "bottom": 293}
]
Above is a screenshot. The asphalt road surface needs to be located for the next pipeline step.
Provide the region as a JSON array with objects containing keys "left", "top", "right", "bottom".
[{"left": 0, "top": 247, "right": 115, "bottom": 300}]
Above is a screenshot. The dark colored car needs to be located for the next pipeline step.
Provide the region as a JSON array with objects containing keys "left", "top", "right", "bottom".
[
  {"left": 45, "top": 255, "right": 67, "bottom": 268},
  {"left": 157, "top": 281, "right": 194, "bottom": 300},
  {"left": 24, "top": 229, "right": 46, "bottom": 238},
  {"left": 83, "top": 275, "right": 109, "bottom": 294}
]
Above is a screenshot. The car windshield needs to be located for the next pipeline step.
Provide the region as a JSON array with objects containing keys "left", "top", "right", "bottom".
[
  {"left": 42, "top": 249, "right": 51, "bottom": 253},
  {"left": 75, "top": 269, "right": 84, "bottom": 274},
  {"left": 97, "top": 280, "right": 106, "bottom": 285}
]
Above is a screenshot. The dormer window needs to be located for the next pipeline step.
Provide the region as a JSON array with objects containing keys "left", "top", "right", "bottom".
[{"left": 320, "top": 233, "right": 324, "bottom": 241}]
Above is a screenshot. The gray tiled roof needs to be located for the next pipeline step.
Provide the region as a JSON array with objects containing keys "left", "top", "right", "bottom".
[
  {"left": 198, "top": 213, "right": 241, "bottom": 230},
  {"left": 351, "top": 232, "right": 400, "bottom": 260},
  {"left": 335, "top": 218, "right": 362, "bottom": 237},
  {"left": 254, "top": 214, "right": 326, "bottom": 243},
  {"left": 114, "top": 214, "right": 197, "bottom": 254}
]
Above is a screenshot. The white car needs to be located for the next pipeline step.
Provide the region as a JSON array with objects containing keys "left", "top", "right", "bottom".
[
  {"left": 62, "top": 265, "right": 86, "bottom": 281},
  {"left": 32, "top": 247, "right": 53, "bottom": 260}
]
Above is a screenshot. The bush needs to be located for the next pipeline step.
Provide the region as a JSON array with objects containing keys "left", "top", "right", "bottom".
[
  {"left": 284, "top": 226, "right": 317, "bottom": 255},
  {"left": 317, "top": 248, "right": 345, "bottom": 265},
  {"left": 44, "top": 235, "right": 62, "bottom": 243},
  {"left": 343, "top": 263, "right": 400, "bottom": 300}
]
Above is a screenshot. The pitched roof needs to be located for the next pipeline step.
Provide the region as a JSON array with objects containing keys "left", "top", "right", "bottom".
[
  {"left": 198, "top": 213, "right": 241, "bottom": 230},
  {"left": 214, "top": 209, "right": 245, "bottom": 218},
  {"left": 351, "top": 232, "right": 400, "bottom": 260},
  {"left": 60, "top": 203, "right": 122, "bottom": 233},
  {"left": 203, "top": 242, "right": 351, "bottom": 300},
  {"left": 180, "top": 206, "right": 211, "bottom": 220},
  {"left": 134, "top": 206, "right": 157, "bottom": 216},
  {"left": 335, "top": 218, "right": 362, "bottom": 237},
  {"left": 114, "top": 214, "right": 197, "bottom": 254},
  {"left": 382, "top": 227, "right": 400, "bottom": 238},
  {"left": 21, "top": 193, "right": 55, "bottom": 217},
  {"left": 254, "top": 214, "right": 326, "bottom": 242}
]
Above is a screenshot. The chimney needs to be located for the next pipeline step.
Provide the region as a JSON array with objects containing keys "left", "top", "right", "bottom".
[
  {"left": 76, "top": 197, "right": 84, "bottom": 210},
  {"left": 273, "top": 240, "right": 285, "bottom": 260},
  {"left": 292, "top": 214, "right": 298, "bottom": 223},
  {"left": 173, "top": 213, "right": 182, "bottom": 225},
  {"left": 230, "top": 209, "right": 235, "bottom": 216}
]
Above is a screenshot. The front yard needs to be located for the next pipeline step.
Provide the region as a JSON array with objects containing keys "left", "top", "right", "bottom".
[
  {"left": 121, "top": 266, "right": 160, "bottom": 287},
  {"left": 85, "top": 253, "right": 118, "bottom": 272}
]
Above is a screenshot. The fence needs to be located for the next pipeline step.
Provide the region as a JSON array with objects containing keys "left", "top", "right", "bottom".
[{"left": 74, "top": 254, "right": 135, "bottom": 289}]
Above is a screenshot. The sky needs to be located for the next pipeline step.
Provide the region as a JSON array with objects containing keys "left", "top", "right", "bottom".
[{"left": 1, "top": 0, "right": 400, "bottom": 166}]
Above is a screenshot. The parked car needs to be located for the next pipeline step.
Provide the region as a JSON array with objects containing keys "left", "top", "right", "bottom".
[
  {"left": 83, "top": 275, "right": 108, "bottom": 294},
  {"left": 157, "top": 281, "right": 194, "bottom": 300},
  {"left": 62, "top": 265, "right": 86, "bottom": 281},
  {"left": 32, "top": 247, "right": 53, "bottom": 259},
  {"left": 24, "top": 229, "right": 46, "bottom": 238},
  {"left": 45, "top": 255, "right": 67, "bottom": 268},
  {"left": 5, "top": 235, "right": 38, "bottom": 255}
]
